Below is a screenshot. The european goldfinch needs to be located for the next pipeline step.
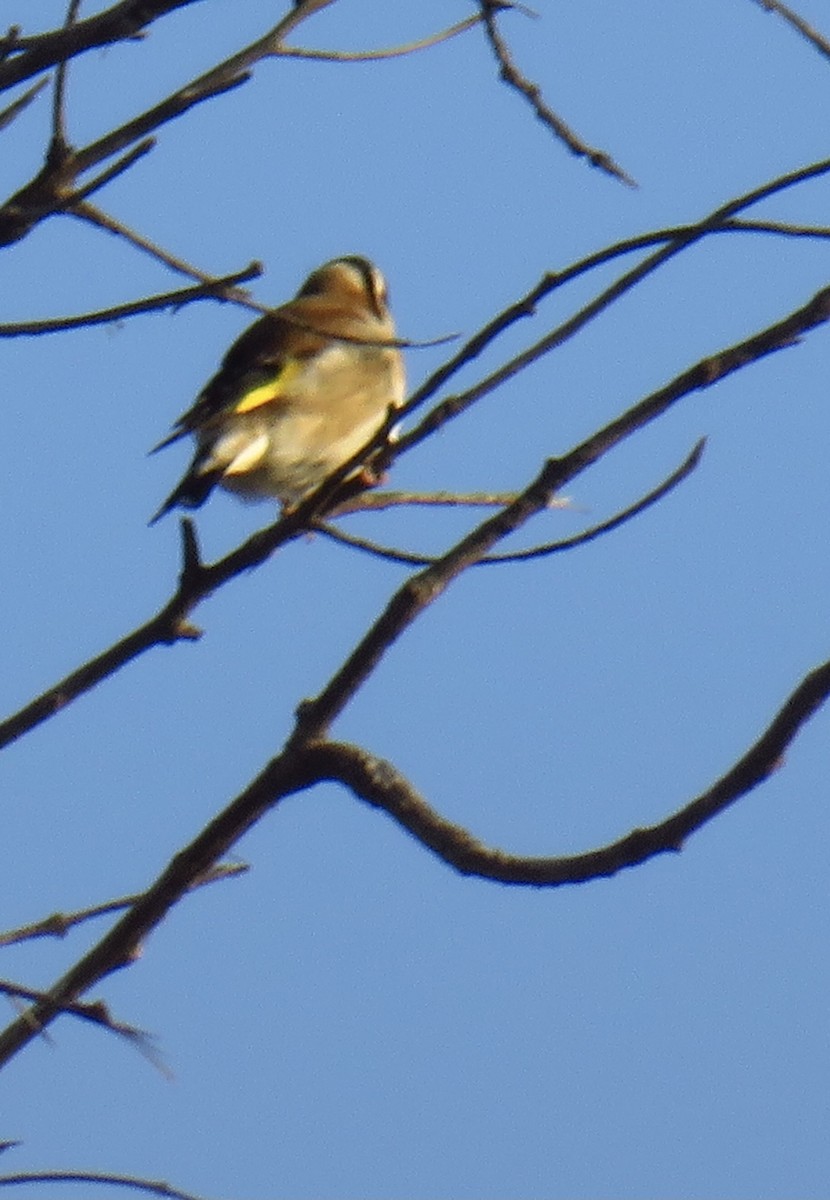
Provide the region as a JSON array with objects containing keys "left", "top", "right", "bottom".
[{"left": 150, "top": 256, "right": 405, "bottom": 523}]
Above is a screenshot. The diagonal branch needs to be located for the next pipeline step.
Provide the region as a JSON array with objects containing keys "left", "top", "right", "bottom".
[
  {"left": 398, "top": 158, "right": 830, "bottom": 453},
  {"left": 314, "top": 438, "right": 705, "bottom": 567},
  {"left": 0, "top": 78, "right": 47, "bottom": 133},
  {"left": 478, "top": 0, "right": 636, "bottom": 185},
  {"left": 293, "top": 280, "right": 830, "bottom": 744},
  {"left": 0, "top": 979, "right": 164, "bottom": 1070},
  {"left": 0, "top": 0, "right": 205, "bottom": 92},
  {"left": 0, "top": 863, "right": 247, "bottom": 948},
  {"left": 0, "top": 279, "right": 827, "bottom": 753},
  {"left": 749, "top": 0, "right": 830, "bottom": 62}
]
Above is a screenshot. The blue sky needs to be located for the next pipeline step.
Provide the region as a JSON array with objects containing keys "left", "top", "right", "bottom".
[{"left": 1, "top": 2, "right": 830, "bottom": 1197}]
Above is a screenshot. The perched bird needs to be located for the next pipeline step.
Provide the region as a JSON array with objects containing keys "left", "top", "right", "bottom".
[{"left": 150, "top": 256, "right": 405, "bottom": 523}]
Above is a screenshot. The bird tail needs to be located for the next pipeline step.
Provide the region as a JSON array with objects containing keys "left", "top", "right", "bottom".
[
  {"left": 148, "top": 426, "right": 188, "bottom": 455},
  {"left": 148, "top": 468, "right": 220, "bottom": 526}
]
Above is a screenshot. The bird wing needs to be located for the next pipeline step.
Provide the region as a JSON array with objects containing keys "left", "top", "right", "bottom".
[{"left": 151, "top": 295, "right": 383, "bottom": 452}]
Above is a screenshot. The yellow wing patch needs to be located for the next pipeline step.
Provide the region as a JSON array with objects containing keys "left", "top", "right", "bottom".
[{"left": 233, "top": 359, "right": 303, "bottom": 414}]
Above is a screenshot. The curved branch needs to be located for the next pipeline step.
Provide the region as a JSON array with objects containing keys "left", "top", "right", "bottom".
[
  {"left": 276, "top": 13, "right": 487, "bottom": 62},
  {"left": 314, "top": 663, "right": 830, "bottom": 878},
  {"left": 0, "top": 647, "right": 828, "bottom": 1066},
  {"left": 315, "top": 438, "right": 705, "bottom": 567},
  {"left": 0, "top": 1172, "right": 207, "bottom": 1200}
]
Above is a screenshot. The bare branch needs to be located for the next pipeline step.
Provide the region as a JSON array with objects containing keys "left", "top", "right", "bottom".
[
  {"left": 749, "top": 0, "right": 830, "bottom": 63},
  {"left": 64, "top": 138, "right": 156, "bottom": 205},
  {"left": 478, "top": 0, "right": 636, "bottom": 186},
  {"left": 0, "top": 78, "right": 47, "bottom": 133},
  {"left": 0, "top": 1171, "right": 210, "bottom": 1200},
  {"left": 0, "top": 2, "right": 339, "bottom": 248},
  {"left": 313, "top": 667, "right": 830, "bottom": 878},
  {"left": 0, "top": 980, "right": 163, "bottom": 1070},
  {"left": 329, "top": 490, "right": 573, "bottom": 516},
  {"left": 1, "top": 637, "right": 829, "bottom": 1065},
  {"left": 398, "top": 158, "right": 830, "bottom": 451},
  {"left": 0, "top": 863, "right": 247, "bottom": 948},
  {"left": 276, "top": 13, "right": 488, "bottom": 62},
  {"left": 0, "top": 262, "right": 263, "bottom": 337},
  {"left": 0, "top": 273, "right": 827, "bottom": 753},
  {"left": 295, "top": 280, "right": 830, "bottom": 744},
  {"left": 47, "top": 0, "right": 82, "bottom": 164},
  {"left": 0, "top": 1, "right": 204, "bottom": 92},
  {"left": 314, "top": 439, "right": 705, "bottom": 567},
  {"left": 71, "top": 202, "right": 267, "bottom": 309},
  {"left": 69, "top": 1, "right": 339, "bottom": 180}
]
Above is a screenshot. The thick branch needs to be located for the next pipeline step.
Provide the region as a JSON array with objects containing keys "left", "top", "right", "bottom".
[
  {"left": 0, "top": 1, "right": 204, "bottom": 92},
  {"left": 313, "top": 663, "right": 830, "bottom": 878},
  {"left": 1, "top": 646, "right": 828, "bottom": 1064}
]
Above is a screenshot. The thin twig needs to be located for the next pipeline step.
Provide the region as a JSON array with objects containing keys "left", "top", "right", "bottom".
[
  {"left": 478, "top": 0, "right": 636, "bottom": 186},
  {"left": 71, "top": 202, "right": 267, "bottom": 309},
  {"left": 329, "top": 489, "right": 574, "bottom": 515},
  {"left": 0, "top": 1172, "right": 210, "bottom": 1200},
  {"left": 749, "top": 0, "right": 830, "bottom": 62},
  {"left": 63, "top": 138, "right": 155, "bottom": 206},
  {"left": 0, "top": 863, "right": 247, "bottom": 947},
  {"left": 0, "top": 980, "right": 165, "bottom": 1072},
  {"left": 0, "top": 78, "right": 47, "bottom": 133},
  {"left": 47, "top": 0, "right": 82, "bottom": 164},
  {"left": 0, "top": 264, "right": 262, "bottom": 337},
  {"left": 275, "top": 12, "right": 491, "bottom": 62},
  {"left": 397, "top": 159, "right": 830, "bottom": 453},
  {"left": 314, "top": 439, "right": 705, "bottom": 567}
]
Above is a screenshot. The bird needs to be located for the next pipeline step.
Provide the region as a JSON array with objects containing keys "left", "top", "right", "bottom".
[{"left": 149, "top": 256, "right": 405, "bottom": 524}]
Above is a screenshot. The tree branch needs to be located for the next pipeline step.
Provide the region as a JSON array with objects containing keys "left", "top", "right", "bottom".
[
  {"left": 0, "top": 275, "right": 827, "bottom": 753},
  {"left": 0, "top": 863, "right": 247, "bottom": 948},
  {"left": 0, "top": 1171, "right": 209, "bottom": 1200},
  {"left": 1, "top": 645, "right": 828, "bottom": 1065},
  {"left": 0, "top": 262, "right": 263, "bottom": 337},
  {"left": 0, "top": 0, "right": 204, "bottom": 92},
  {"left": 398, "top": 158, "right": 830, "bottom": 452},
  {"left": 478, "top": 0, "right": 636, "bottom": 186},
  {"left": 749, "top": 0, "right": 830, "bottom": 62},
  {"left": 314, "top": 438, "right": 705, "bottom": 567}
]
